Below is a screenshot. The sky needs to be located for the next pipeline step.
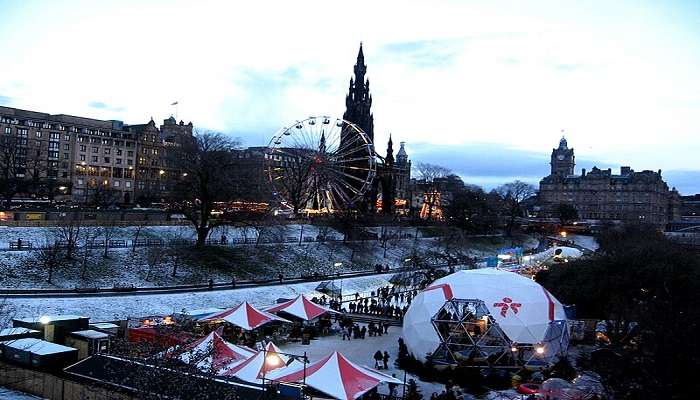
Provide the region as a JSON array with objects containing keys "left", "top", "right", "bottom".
[{"left": 0, "top": 0, "right": 699, "bottom": 193}]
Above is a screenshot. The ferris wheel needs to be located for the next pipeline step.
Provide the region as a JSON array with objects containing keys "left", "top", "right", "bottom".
[{"left": 266, "top": 116, "right": 376, "bottom": 214}]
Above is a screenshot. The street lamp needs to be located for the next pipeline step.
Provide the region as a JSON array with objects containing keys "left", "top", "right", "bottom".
[{"left": 261, "top": 347, "right": 308, "bottom": 400}]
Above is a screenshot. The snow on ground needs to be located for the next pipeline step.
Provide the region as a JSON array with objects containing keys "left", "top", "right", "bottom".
[
  {"left": 0, "top": 224, "right": 345, "bottom": 249},
  {"left": 4, "top": 273, "right": 395, "bottom": 323},
  {"left": 567, "top": 234, "right": 599, "bottom": 251},
  {"left": 0, "top": 387, "right": 42, "bottom": 400},
  {"left": 0, "top": 225, "right": 534, "bottom": 289}
]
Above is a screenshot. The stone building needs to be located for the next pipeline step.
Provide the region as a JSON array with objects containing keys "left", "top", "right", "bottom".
[
  {"left": 342, "top": 44, "right": 411, "bottom": 214},
  {"left": 539, "top": 137, "right": 680, "bottom": 226},
  {"left": 0, "top": 105, "right": 192, "bottom": 206}
]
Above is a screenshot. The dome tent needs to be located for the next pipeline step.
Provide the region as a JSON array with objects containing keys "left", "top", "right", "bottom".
[{"left": 402, "top": 269, "right": 568, "bottom": 367}]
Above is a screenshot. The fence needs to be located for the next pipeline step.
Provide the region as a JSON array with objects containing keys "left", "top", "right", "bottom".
[{"left": 0, "top": 362, "right": 132, "bottom": 400}]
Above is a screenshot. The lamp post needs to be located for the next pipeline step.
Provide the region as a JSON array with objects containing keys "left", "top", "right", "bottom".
[{"left": 261, "top": 347, "right": 309, "bottom": 400}]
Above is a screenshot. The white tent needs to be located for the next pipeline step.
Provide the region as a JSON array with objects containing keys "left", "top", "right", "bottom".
[
  {"left": 161, "top": 330, "right": 255, "bottom": 373},
  {"left": 199, "top": 301, "right": 290, "bottom": 330},
  {"left": 266, "top": 294, "right": 338, "bottom": 320},
  {"left": 403, "top": 269, "right": 568, "bottom": 364},
  {"left": 220, "top": 342, "right": 295, "bottom": 383},
  {"left": 269, "top": 351, "right": 402, "bottom": 400}
]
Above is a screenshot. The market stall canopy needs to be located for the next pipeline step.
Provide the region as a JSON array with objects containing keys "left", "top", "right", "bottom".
[
  {"left": 199, "top": 302, "right": 290, "bottom": 330},
  {"left": 162, "top": 329, "right": 255, "bottom": 373},
  {"left": 269, "top": 351, "right": 402, "bottom": 400},
  {"left": 266, "top": 295, "right": 338, "bottom": 320},
  {"left": 220, "top": 342, "right": 295, "bottom": 383}
]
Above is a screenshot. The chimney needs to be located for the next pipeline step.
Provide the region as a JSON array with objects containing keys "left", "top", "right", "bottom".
[
  {"left": 621, "top": 166, "right": 631, "bottom": 175},
  {"left": 581, "top": 168, "right": 586, "bottom": 176},
  {"left": 658, "top": 169, "right": 662, "bottom": 176}
]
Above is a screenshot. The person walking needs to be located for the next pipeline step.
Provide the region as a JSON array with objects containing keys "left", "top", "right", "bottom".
[
  {"left": 373, "top": 350, "right": 383, "bottom": 369},
  {"left": 382, "top": 351, "right": 390, "bottom": 370}
]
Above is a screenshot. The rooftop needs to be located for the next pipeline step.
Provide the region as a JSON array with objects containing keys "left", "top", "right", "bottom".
[{"left": 1, "top": 338, "right": 77, "bottom": 355}]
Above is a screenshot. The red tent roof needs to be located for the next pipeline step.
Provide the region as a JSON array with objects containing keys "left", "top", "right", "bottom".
[
  {"left": 270, "top": 352, "right": 402, "bottom": 400},
  {"left": 266, "top": 294, "right": 337, "bottom": 320},
  {"left": 200, "top": 301, "right": 289, "bottom": 330}
]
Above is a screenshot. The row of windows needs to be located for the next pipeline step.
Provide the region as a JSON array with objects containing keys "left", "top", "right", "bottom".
[{"left": 76, "top": 178, "right": 133, "bottom": 188}]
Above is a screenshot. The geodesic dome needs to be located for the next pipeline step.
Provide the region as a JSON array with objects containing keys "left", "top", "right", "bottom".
[{"left": 402, "top": 269, "right": 568, "bottom": 368}]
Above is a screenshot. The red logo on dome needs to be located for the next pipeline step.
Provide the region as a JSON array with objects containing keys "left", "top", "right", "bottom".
[{"left": 493, "top": 297, "right": 521, "bottom": 317}]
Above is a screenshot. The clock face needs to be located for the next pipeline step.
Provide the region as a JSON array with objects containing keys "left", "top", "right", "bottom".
[{"left": 557, "top": 155, "right": 565, "bottom": 161}]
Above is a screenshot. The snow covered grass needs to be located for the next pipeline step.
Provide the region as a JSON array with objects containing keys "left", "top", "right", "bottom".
[
  {"left": 0, "top": 225, "right": 544, "bottom": 289},
  {"left": 2, "top": 273, "right": 395, "bottom": 323}
]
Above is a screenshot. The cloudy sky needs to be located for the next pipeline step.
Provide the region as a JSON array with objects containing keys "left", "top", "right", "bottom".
[{"left": 1, "top": 0, "right": 699, "bottom": 193}]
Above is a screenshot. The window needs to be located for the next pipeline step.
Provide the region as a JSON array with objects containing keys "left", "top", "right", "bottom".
[
  {"left": 49, "top": 133, "right": 60, "bottom": 140},
  {"left": 116, "top": 158, "right": 122, "bottom": 164},
  {"left": 63, "top": 153, "right": 69, "bottom": 159},
  {"left": 64, "top": 143, "right": 70, "bottom": 150},
  {"left": 3, "top": 127, "right": 10, "bottom": 134},
  {"left": 92, "top": 156, "right": 98, "bottom": 162},
  {"left": 116, "top": 149, "right": 122, "bottom": 156},
  {"left": 104, "top": 157, "right": 110, "bottom": 163},
  {"left": 64, "top": 134, "right": 70, "bottom": 141},
  {"left": 127, "top": 159, "right": 133, "bottom": 166},
  {"left": 78, "top": 179, "right": 84, "bottom": 185},
  {"left": 36, "top": 131, "right": 42, "bottom": 138},
  {"left": 125, "top": 181, "right": 131, "bottom": 188},
  {"left": 127, "top": 151, "right": 133, "bottom": 157},
  {"left": 114, "top": 181, "right": 120, "bottom": 187},
  {"left": 78, "top": 136, "right": 85, "bottom": 142},
  {"left": 104, "top": 148, "right": 111, "bottom": 154},
  {"left": 80, "top": 154, "right": 86, "bottom": 161},
  {"left": 18, "top": 129, "right": 28, "bottom": 136},
  {"left": 48, "top": 142, "right": 59, "bottom": 150},
  {"left": 48, "top": 151, "right": 59, "bottom": 158},
  {"left": 80, "top": 145, "right": 86, "bottom": 152},
  {"left": 92, "top": 147, "right": 98, "bottom": 153}
]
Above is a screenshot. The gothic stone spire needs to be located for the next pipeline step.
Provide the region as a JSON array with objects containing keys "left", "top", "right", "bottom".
[{"left": 343, "top": 43, "right": 374, "bottom": 142}]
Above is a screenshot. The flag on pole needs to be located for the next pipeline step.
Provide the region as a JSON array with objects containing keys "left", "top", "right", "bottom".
[{"left": 171, "top": 101, "right": 178, "bottom": 106}]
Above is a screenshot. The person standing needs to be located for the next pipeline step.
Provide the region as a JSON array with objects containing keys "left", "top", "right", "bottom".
[
  {"left": 373, "top": 350, "right": 383, "bottom": 369},
  {"left": 382, "top": 351, "right": 390, "bottom": 370}
]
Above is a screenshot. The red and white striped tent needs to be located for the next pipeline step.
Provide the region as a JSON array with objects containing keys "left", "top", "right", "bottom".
[
  {"left": 163, "top": 330, "right": 255, "bottom": 373},
  {"left": 265, "top": 294, "right": 338, "bottom": 321},
  {"left": 199, "top": 301, "right": 290, "bottom": 330},
  {"left": 220, "top": 342, "right": 296, "bottom": 383},
  {"left": 269, "top": 351, "right": 402, "bottom": 400}
]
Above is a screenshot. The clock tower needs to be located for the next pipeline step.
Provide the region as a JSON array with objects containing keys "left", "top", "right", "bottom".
[{"left": 551, "top": 136, "right": 575, "bottom": 177}]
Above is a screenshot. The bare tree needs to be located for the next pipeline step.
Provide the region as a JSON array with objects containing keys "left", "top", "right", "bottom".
[
  {"left": 169, "top": 131, "right": 241, "bottom": 247},
  {"left": 268, "top": 147, "right": 315, "bottom": 216},
  {"left": 80, "top": 226, "right": 100, "bottom": 281},
  {"left": 416, "top": 162, "right": 451, "bottom": 220},
  {"left": 494, "top": 180, "right": 537, "bottom": 236},
  {"left": 131, "top": 222, "right": 147, "bottom": 253},
  {"left": 0, "top": 134, "right": 47, "bottom": 207},
  {"left": 53, "top": 213, "right": 83, "bottom": 259},
  {"left": 33, "top": 235, "right": 64, "bottom": 284},
  {"left": 101, "top": 219, "right": 121, "bottom": 258},
  {"left": 90, "top": 181, "right": 120, "bottom": 208},
  {"left": 167, "top": 225, "right": 188, "bottom": 277},
  {"left": 145, "top": 244, "right": 165, "bottom": 281}
]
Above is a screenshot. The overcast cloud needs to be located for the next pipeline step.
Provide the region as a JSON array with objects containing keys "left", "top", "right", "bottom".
[{"left": 0, "top": 0, "right": 698, "bottom": 193}]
